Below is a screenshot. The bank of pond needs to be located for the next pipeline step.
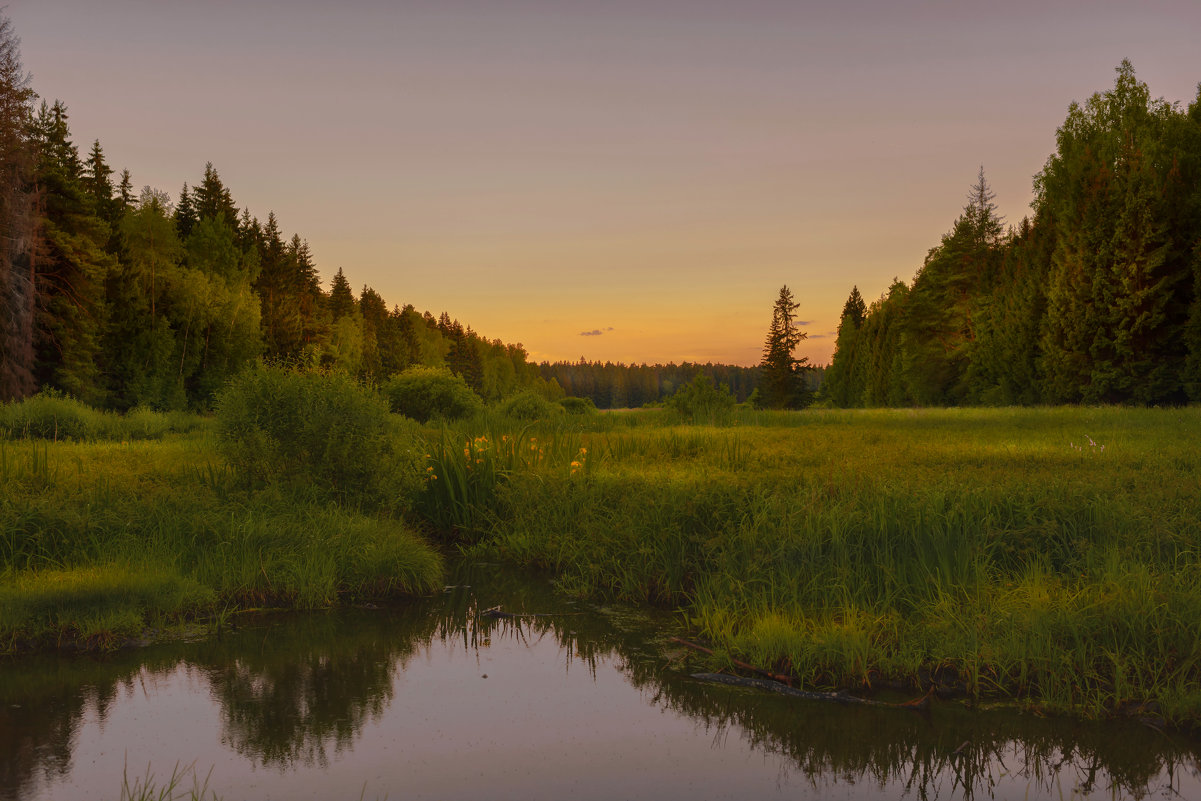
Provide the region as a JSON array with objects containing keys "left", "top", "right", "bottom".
[
  {"left": 3, "top": 562, "right": 1199, "bottom": 800},
  {"left": 2, "top": 381, "right": 1201, "bottom": 748}
]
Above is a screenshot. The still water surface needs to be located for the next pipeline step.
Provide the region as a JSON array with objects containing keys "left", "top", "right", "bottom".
[{"left": 2, "top": 563, "right": 1198, "bottom": 800}]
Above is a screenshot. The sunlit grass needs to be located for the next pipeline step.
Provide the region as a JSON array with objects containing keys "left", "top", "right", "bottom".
[
  {"left": 0, "top": 429, "right": 443, "bottom": 650},
  {"left": 453, "top": 405, "right": 1201, "bottom": 725}
]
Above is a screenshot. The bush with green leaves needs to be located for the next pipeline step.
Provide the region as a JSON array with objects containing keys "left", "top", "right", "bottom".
[
  {"left": 499, "top": 389, "right": 562, "bottom": 420},
  {"left": 216, "top": 364, "right": 421, "bottom": 508},
  {"left": 559, "top": 396, "right": 597, "bottom": 415},
  {"left": 382, "top": 367, "right": 484, "bottom": 423},
  {"left": 0, "top": 391, "right": 203, "bottom": 441},
  {"left": 666, "top": 373, "right": 736, "bottom": 424},
  {"left": 0, "top": 389, "right": 113, "bottom": 440}
]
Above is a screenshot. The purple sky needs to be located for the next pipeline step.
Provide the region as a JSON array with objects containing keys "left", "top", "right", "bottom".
[{"left": 8, "top": 0, "right": 1201, "bottom": 365}]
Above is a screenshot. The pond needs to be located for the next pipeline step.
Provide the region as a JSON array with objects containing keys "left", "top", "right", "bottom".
[{"left": 2, "top": 563, "right": 1198, "bottom": 800}]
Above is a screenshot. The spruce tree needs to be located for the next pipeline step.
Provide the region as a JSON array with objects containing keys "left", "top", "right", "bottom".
[
  {"left": 759, "top": 285, "right": 811, "bottom": 408},
  {"left": 824, "top": 285, "right": 867, "bottom": 407},
  {"left": 192, "top": 162, "right": 238, "bottom": 226},
  {"left": 175, "top": 183, "right": 196, "bottom": 240},
  {"left": 900, "top": 169, "right": 1004, "bottom": 405},
  {"left": 0, "top": 11, "right": 38, "bottom": 400},
  {"left": 83, "top": 140, "right": 115, "bottom": 220},
  {"left": 117, "top": 169, "right": 134, "bottom": 211},
  {"left": 967, "top": 213, "right": 1052, "bottom": 405},
  {"left": 30, "top": 100, "right": 114, "bottom": 403},
  {"left": 327, "top": 267, "right": 355, "bottom": 321},
  {"left": 253, "top": 211, "right": 298, "bottom": 359}
]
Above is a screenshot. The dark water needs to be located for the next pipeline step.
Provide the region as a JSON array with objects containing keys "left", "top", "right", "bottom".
[{"left": 2, "top": 563, "right": 1198, "bottom": 801}]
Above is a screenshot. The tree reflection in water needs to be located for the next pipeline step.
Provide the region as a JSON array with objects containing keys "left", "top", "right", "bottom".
[{"left": 2, "top": 562, "right": 1199, "bottom": 800}]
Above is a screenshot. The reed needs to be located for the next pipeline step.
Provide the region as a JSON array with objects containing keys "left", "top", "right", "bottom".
[
  {"left": 456, "top": 405, "right": 1201, "bottom": 725},
  {"left": 0, "top": 431, "right": 442, "bottom": 650}
]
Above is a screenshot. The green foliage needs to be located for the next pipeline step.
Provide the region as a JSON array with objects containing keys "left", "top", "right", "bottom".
[
  {"left": 899, "top": 169, "right": 1005, "bottom": 406},
  {"left": 830, "top": 64, "right": 1201, "bottom": 409},
  {"left": 0, "top": 389, "right": 108, "bottom": 439},
  {"left": 0, "top": 565, "right": 214, "bottom": 647},
  {"left": 215, "top": 364, "right": 419, "bottom": 508},
  {"left": 0, "top": 431, "right": 443, "bottom": 649},
  {"left": 558, "top": 396, "right": 597, "bottom": 415},
  {"left": 0, "top": 13, "right": 38, "bottom": 403},
  {"left": 1037, "top": 61, "right": 1199, "bottom": 404},
  {"left": 759, "top": 285, "right": 812, "bottom": 409},
  {"left": 382, "top": 367, "right": 483, "bottom": 423},
  {"left": 820, "top": 286, "right": 867, "bottom": 407},
  {"left": 326, "top": 267, "right": 355, "bottom": 321},
  {"left": 419, "top": 426, "right": 587, "bottom": 538},
  {"left": 666, "top": 373, "right": 736, "bottom": 424},
  {"left": 498, "top": 389, "right": 561, "bottom": 420},
  {"left": 461, "top": 406, "right": 1201, "bottom": 723},
  {"left": 31, "top": 101, "right": 114, "bottom": 406},
  {"left": 0, "top": 389, "right": 201, "bottom": 441},
  {"left": 538, "top": 361, "right": 760, "bottom": 409},
  {"left": 856, "top": 281, "right": 911, "bottom": 406}
]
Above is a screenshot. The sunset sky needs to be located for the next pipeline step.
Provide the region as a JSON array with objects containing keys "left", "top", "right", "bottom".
[{"left": 8, "top": 1, "right": 1201, "bottom": 366}]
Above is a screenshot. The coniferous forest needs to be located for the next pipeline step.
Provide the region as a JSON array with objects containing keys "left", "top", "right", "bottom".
[{"left": 824, "top": 62, "right": 1201, "bottom": 408}]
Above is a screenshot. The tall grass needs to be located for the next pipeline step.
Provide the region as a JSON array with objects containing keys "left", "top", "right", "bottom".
[
  {"left": 118, "top": 761, "right": 221, "bottom": 801},
  {"left": 0, "top": 431, "right": 443, "bottom": 650},
  {"left": 0, "top": 391, "right": 205, "bottom": 441},
  {"left": 448, "top": 406, "right": 1201, "bottom": 725}
]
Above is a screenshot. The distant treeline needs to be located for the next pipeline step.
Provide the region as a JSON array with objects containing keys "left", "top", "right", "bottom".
[
  {"left": 534, "top": 359, "right": 826, "bottom": 409},
  {"left": 824, "top": 62, "right": 1201, "bottom": 407}
]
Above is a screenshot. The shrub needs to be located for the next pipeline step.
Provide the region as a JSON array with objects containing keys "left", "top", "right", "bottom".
[
  {"left": 122, "top": 407, "right": 173, "bottom": 440},
  {"left": 499, "top": 390, "right": 562, "bottom": 420},
  {"left": 382, "top": 368, "right": 483, "bottom": 423},
  {"left": 215, "top": 364, "right": 420, "bottom": 508},
  {"left": 0, "top": 391, "right": 206, "bottom": 441},
  {"left": 666, "top": 374, "right": 736, "bottom": 425},
  {"left": 559, "top": 396, "right": 597, "bottom": 415},
  {"left": 0, "top": 390, "right": 112, "bottom": 440}
]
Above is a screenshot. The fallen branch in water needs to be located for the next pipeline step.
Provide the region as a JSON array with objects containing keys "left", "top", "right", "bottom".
[
  {"left": 691, "top": 672, "right": 933, "bottom": 711},
  {"left": 670, "top": 637, "right": 794, "bottom": 684},
  {"left": 479, "top": 605, "right": 582, "bottom": 619}
]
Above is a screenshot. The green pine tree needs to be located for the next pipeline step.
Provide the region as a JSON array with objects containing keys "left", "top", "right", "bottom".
[
  {"left": 31, "top": 100, "right": 114, "bottom": 404},
  {"left": 0, "top": 11, "right": 38, "bottom": 400},
  {"left": 759, "top": 285, "right": 811, "bottom": 409}
]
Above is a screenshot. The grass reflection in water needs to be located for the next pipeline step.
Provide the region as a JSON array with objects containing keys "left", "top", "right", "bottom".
[{"left": 1, "top": 563, "right": 1198, "bottom": 801}]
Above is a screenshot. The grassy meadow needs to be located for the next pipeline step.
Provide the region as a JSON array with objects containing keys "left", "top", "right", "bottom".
[
  {"left": 0, "top": 389, "right": 443, "bottom": 651},
  {"left": 433, "top": 405, "right": 1201, "bottom": 726},
  {"left": 3, "top": 383, "right": 1201, "bottom": 727}
]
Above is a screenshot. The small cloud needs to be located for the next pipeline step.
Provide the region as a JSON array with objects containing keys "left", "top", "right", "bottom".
[
  {"left": 797, "top": 320, "right": 812, "bottom": 326},
  {"left": 809, "top": 333, "right": 829, "bottom": 339},
  {"left": 579, "top": 327, "right": 615, "bottom": 337}
]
